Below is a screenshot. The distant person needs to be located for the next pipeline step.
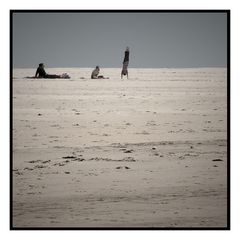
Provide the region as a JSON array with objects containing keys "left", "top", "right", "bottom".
[
  {"left": 35, "top": 63, "right": 70, "bottom": 79},
  {"left": 35, "top": 63, "right": 47, "bottom": 78},
  {"left": 121, "top": 47, "right": 129, "bottom": 79},
  {"left": 91, "top": 66, "right": 107, "bottom": 79},
  {"left": 91, "top": 66, "right": 100, "bottom": 79}
]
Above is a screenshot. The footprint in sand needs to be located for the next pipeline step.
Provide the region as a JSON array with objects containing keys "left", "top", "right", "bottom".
[
  {"left": 53, "top": 162, "right": 66, "bottom": 166},
  {"left": 50, "top": 124, "right": 60, "bottom": 128},
  {"left": 135, "top": 130, "right": 150, "bottom": 135},
  {"left": 102, "top": 133, "right": 110, "bottom": 137},
  {"left": 122, "top": 157, "right": 136, "bottom": 162},
  {"left": 34, "top": 165, "right": 47, "bottom": 169},
  {"left": 24, "top": 167, "right": 34, "bottom": 171},
  {"left": 116, "top": 166, "right": 130, "bottom": 170},
  {"left": 42, "top": 160, "right": 51, "bottom": 164},
  {"left": 71, "top": 158, "right": 85, "bottom": 162},
  {"left": 123, "top": 149, "right": 134, "bottom": 153}
]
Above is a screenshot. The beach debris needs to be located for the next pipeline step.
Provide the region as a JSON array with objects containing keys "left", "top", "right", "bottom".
[
  {"left": 213, "top": 165, "right": 218, "bottom": 167},
  {"left": 62, "top": 156, "right": 76, "bottom": 159},
  {"left": 212, "top": 159, "right": 223, "bottom": 162},
  {"left": 64, "top": 171, "right": 70, "bottom": 174},
  {"left": 37, "top": 113, "right": 42, "bottom": 116},
  {"left": 152, "top": 147, "right": 156, "bottom": 150}
]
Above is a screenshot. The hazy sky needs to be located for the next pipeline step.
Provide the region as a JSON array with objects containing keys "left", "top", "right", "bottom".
[{"left": 12, "top": 12, "right": 228, "bottom": 68}]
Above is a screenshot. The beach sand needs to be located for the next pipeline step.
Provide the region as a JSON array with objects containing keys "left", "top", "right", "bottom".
[{"left": 12, "top": 68, "right": 228, "bottom": 228}]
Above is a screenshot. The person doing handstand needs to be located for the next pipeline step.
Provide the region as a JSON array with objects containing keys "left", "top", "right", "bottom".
[{"left": 121, "top": 47, "right": 129, "bottom": 79}]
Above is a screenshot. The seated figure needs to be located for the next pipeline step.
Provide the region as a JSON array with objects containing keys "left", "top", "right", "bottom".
[
  {"left": 91, "top": 66, "right": 107, "bottom": 79},
  {"left": 35, "top": 63, "right": 70, "bottom": 79}
]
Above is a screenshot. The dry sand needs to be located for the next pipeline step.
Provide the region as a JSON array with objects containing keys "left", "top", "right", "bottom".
[{"left": 12, "top": 68, "right": 228, "bottom": 228}]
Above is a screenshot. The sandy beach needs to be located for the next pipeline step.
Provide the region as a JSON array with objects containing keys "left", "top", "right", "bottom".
[{"left": 12, "top": 68, "right": 228, "bottom": 228}]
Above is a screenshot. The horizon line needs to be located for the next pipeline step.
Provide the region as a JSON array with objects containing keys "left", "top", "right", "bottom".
[{"left": 13, "top": 66, "right": 227, "bottom": 69}]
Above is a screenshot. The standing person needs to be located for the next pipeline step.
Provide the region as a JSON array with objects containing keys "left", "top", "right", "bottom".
[
  {"left": 121, "top": 47, "right": 130, "bottom": 79},
  {"left": 35, "top": 63, "right": 70, "bottom": 79}
]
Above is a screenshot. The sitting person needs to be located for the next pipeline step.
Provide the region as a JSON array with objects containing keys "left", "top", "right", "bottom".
[
  {"left": 35, "top": 63, "right": 70, "bottom": 79},
  {"left": 35, "top": 63, "right": 47, "bottom": 78},
  {"left": 91, "top": 66, "right": 100, "bottom": 79},
  {"left": 91, "top": 66, "right": 107, "bottom": 79}
]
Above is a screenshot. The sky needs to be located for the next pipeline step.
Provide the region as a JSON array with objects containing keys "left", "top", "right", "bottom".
[{"left": 12, "top": 11, "right": 228, "bottom": 68}]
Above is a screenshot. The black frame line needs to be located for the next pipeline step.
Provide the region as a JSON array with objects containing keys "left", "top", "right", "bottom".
[{"left": 10, "top": 9, "right": 230, "bottom": 230}]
